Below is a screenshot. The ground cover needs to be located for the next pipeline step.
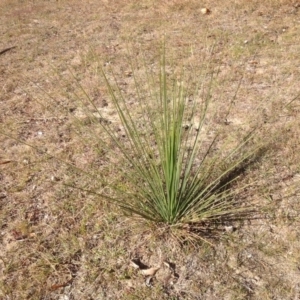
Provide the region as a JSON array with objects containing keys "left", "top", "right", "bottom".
[{"left": 1, "top": 0, "right": 300, "bottom": 299}]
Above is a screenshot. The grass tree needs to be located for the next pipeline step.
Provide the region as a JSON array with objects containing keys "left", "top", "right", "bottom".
[
  {"left": 1, "top": 46, "right": 265, "bottom": 243},
  {"left": 59, "top": 47, "right": 265, "bottom": 243}
]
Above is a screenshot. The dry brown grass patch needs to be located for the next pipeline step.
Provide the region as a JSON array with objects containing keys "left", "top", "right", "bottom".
[{"left": 1, "top": 0, "right": 300, "bottom": 299}]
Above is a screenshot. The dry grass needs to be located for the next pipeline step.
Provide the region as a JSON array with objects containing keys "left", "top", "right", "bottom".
[{"left": 1, "top": 0, "right": 300, "bottom": 299}]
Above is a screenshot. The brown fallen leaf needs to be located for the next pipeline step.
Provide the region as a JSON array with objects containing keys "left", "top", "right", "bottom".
[
  {"left": 49, "top": 280, "right": 72, "bottom": 291},
  {"left": 0, "top": 46, "right": 17, "bottom": 56},
  {"left": 145, "top": 276, "right": 153, "bottom": 287},
  {"left": 200, "top": 8, "right": 211, "bottom": 15},
  {"left": 0, "top": 160, "right": 12, "bottom": 165},
  {"left": 130, "top": 259, "right": 148, "bottom": 270},
  {"left": 130, "top": 260, "right": 140, "bottom": 269},
  {"left": 163, "top": 261, "right": 173, "bottom": 269},
  {"left": 11, "top": 229, "right": 28, "bottom": 241},
  {"left": 141, "top": 266, "right": 160, "bottom": 276}
]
